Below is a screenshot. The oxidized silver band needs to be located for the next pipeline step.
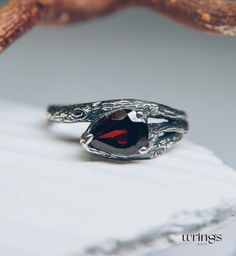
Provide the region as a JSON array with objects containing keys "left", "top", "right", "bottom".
[{"left": 47, "top": 99, "right": 188, "bottom": 160}]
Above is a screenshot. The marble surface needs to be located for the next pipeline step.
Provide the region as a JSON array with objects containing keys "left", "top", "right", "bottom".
[{"left": 0, "top": 101, "right": 236, "bottom": 256}]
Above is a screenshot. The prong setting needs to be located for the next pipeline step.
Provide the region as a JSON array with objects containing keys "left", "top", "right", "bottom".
[
  {"left": 138, "top": 146, "right": 149, "bottom": 155},
  {"left": 48, "top": 99, "right": 188, "bottom": 160}
]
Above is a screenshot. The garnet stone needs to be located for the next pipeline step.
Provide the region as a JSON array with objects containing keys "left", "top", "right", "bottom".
[{"left": 88, "top": 109, "right": 149, "bottom": 156}]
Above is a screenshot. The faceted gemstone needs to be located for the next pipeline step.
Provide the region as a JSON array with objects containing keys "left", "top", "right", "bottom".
[{"left": 89, "top": 109, "right": 148, "bottom": 156}]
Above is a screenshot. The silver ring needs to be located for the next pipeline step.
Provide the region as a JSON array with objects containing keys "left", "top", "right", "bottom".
[{"left": 47, "top": 99, "right": 188, "bottom": 160}]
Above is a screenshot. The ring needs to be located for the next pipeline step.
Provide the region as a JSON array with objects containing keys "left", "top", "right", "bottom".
[{"left": 47, "top": 99, "right": 188, "bottom": 160}]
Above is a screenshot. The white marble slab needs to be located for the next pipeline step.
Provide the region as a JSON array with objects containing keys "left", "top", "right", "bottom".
[{"left": 0, "top": 102, "right": 235, "bottom": 256}]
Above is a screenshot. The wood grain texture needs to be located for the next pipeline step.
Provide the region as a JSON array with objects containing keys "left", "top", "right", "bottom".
[
  {"left": 0, "top": 101, "right": 236, "bottom": 256},
  {"left": 1, "top": 0, "right": 236, "bottom": 53},
  {"left": 0, "top": 0, "right": 40, "bottom": 52}
]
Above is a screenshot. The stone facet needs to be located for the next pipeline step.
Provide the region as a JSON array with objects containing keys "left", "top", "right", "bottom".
[{"left": 89, "top": 109, "right": 149, "bottom": 156}]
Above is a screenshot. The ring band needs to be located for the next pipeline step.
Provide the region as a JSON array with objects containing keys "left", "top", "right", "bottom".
[{"left": 47, "top": 99, "right": 188, "bottom": 160}]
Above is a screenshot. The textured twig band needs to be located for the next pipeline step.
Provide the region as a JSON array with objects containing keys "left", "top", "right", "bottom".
[{"left": 47, "top": 99, "right": 188, "bottom": 160}]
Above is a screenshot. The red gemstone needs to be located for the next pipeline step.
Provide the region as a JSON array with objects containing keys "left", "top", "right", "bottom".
[{"left": 89, "top": 109, "right": 148, "bottom": 156}]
